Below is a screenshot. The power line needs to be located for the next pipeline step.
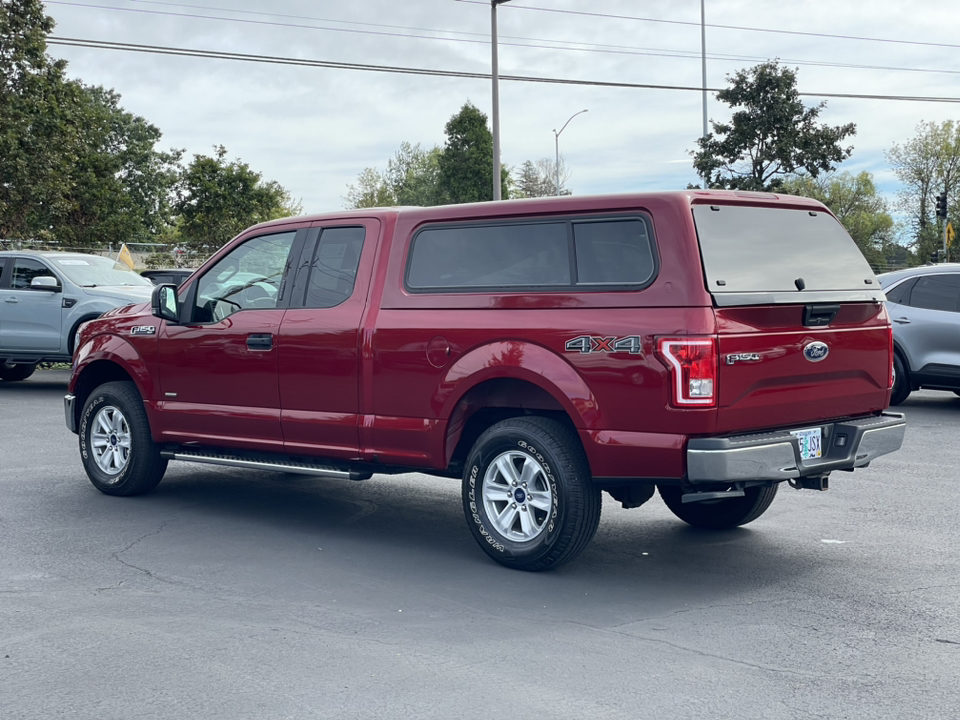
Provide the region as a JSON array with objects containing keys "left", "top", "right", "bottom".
[
  {"left": 47, "top": 35, "right": 960, "bottom": 104},
  {"left": 45, "top": 1, "right": 960, "bottom": 79},
  {"left": 455, "top": 0, "right": 960, "bottom": 51}
]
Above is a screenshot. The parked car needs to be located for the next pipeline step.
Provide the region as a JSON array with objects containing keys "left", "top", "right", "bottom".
[
  {"left": 878, "top": 263, "right": 960, "bottom": 404},
  {"left": 0, "top": 250, "right": 154, "bottom": 381},
  {"left": 140, "top": 269, "right": 195, "bottom": 286},
  {"left": 66, "top": 192, "right": 906, "bottom": 570}
]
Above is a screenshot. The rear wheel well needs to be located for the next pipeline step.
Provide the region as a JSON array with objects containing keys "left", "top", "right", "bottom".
[{"left": 444, "top": 378, "right": 581, "bottom": 475}]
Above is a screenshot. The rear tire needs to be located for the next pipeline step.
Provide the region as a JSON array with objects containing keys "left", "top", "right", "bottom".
[
  {"left": 658, "top": 483, "right": 779, "bottom": 529},
  {"left": 79, "top": 381, "right": 167, "bottom": 496},
  {"left": 462, "top": 417, "right": 601, "bottom": 571},
  {"left": 890, "top": 353, "right": 911, "bottom": 406},
  {"left": 0, "top": 362, "right": 37, "bottom": 382}
]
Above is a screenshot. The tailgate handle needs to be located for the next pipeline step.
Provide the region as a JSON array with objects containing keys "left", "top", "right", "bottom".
[{"left": 803, "top": 304, "right": 840, "bottom": 327}]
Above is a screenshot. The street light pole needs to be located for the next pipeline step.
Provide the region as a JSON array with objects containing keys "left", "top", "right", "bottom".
[
  {"left": 552, "top": 109, "right": 588, "bottom": 196},
  {"left": 491, "top": 0, "right": 511, "bottom": 201}
]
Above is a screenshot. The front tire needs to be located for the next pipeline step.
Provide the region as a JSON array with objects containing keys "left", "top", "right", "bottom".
[
  {"left": 0, "top": 362, "right": 36, "bottom": 382},
  {"left": 890, "top": 353, "right": 911, "bottom": 406},
  {"left": 462, "top": 417, "right": 601, "bottom": 571},
  {"left": 79, "top": 381, "right": 167, "bottom": 496},
  {"left": 658, "top": 483, "right": 778, "bottom": 529}
]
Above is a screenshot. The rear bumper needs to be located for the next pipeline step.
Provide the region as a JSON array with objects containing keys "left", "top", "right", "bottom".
[{"left": 686, "top": 412, "right": 906, "bottom": 483}]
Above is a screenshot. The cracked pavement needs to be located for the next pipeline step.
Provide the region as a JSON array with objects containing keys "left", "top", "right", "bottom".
[{"left": 1, "top": 369, "right": 959, "bottom": 719}]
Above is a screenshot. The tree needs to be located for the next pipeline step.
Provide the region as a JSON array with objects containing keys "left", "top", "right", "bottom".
[
  {"left": 886, "top": 120, "right": 960, "bottom": 261},
  {"left": 344, "top": 142, "right": 441, "bottom": 209},
  {"left": 692, "top": 61, "right": 856, "bottom": 191},
  {"left": 437, "top": 102, "right": 509, "bottom": 204},
  {"left": 49, "top": 85, "right": 182, "bottom": 249},
  {"left": 0, "top": 0, "right": 70, "bottom": 239},
  {"left": 513, "top": 157, "right": 571, "bottom": 198},
  {"left": 781, "top": 172, "right": 895, "bottom": 269},
  {"left": 175, "top": 146, "right": 302, "bottom": 253},
  {"left": 1, "top": 0, "right": 181, "bottom": 247}
]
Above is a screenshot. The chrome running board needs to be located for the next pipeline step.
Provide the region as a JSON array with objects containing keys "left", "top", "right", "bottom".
[{"left": 160, "top": 449, "right": 370, "bottom": 480}]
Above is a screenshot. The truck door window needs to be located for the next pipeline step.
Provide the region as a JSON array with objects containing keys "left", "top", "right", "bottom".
[
  {"left": 12, "top": 258, "right": 60, "bottom": 290},
  {"left": 906, "top": 274, "right": 960, "bottom": 313},
  {"left": 191, "top": 231, "right": 297, "bottom": 322},
  {"left": 302, "top": 226, "right": 365, "bottom": 308}
]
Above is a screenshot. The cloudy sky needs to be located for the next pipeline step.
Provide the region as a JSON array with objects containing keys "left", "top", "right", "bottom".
[{"left": 40, "top": 0, "right": 960, "bottom": 214}]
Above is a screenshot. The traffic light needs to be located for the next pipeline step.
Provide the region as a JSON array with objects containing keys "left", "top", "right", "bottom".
[{"left": 936, "top": 193, "right": 948, "bottom": 219}]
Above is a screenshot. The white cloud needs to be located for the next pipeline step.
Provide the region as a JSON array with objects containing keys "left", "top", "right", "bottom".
[{"left": 44, "top": 0, "right": 960, "bottom": 212}]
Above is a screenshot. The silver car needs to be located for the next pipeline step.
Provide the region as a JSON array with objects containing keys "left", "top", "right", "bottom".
[
  {"left": 878, "top": 263, "right": 960, "bottom": 404},
  {"left": 0, "top": 250, "right": 154, "bottom": 381}
]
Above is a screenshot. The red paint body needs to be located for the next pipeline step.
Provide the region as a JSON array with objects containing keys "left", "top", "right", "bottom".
[{"left": 68, "top": 191, "right": 892, "bottom": 483}]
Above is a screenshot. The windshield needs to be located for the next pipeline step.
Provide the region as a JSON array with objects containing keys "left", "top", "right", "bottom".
[{"left": 48, "top": 255, "right": 153, "bottom": 287}]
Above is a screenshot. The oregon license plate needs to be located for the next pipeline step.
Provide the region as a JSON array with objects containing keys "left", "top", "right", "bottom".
[{"left": 790, "top": 427, "right": 822, "bottom": 460}]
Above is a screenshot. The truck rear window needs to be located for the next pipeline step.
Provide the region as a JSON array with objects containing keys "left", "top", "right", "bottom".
[
  {"left": 692, "top": 205, "right": 875, "bottom": 294},
  {"left": 406, "top": 217, "right": 656, "bottom": 292}
]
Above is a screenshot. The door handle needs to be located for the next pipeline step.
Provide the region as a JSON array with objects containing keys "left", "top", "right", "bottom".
[
  {"left": 246, "top": 333, "right": 273, "bottom": 351},
  {"left": 4, "top": 297, "right": 17, "bottom": 303},
  {"left": 893, "top": 317, "right": 911, "bottom": 325}
]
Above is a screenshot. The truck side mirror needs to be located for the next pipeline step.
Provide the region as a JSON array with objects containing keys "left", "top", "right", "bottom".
[
  {"left": 30, "top": 276, "right": 60, "bottom": 291},
  {"left": 152, "top": 284, "right": 179, "bottom": 323}
]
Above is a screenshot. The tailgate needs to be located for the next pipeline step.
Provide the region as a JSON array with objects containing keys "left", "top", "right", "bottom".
[
  {"left": 691, "top": 201, "right": 890, "bottom": 434},
  {"left": 715, "top": 303, "right": 890, "bottom": 433}
]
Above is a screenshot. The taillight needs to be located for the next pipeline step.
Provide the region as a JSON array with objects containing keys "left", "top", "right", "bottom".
[{"left": 656, "top": 337, "right": 718, "bottom": 407}]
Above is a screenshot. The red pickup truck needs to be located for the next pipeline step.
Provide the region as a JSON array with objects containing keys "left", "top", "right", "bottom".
[{"left": 65, "top": 191, "right": 906, "bottom": 570}]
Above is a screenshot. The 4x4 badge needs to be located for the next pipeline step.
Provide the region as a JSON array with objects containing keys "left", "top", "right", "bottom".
[
  {"left": 803, "top": 341, "right": 829, "bottom": 362},
  {"left": 565, "top": 335, "right": 643, "bottom": 355}
]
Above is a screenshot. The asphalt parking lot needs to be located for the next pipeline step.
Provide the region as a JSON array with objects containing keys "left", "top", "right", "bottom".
[{"left": 2, "top": 369, "right": 959, "bottom": 719}]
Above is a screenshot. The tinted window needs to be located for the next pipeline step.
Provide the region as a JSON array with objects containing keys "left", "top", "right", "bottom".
[
  {"left": 192, "top": 231, "right": 296, "bottom": 322},
  {"left": 303, "top": 227, "right": 365, "bottom": 308},
  {"left": 883, "top": 277, "right": 915, "bottom": 305},
  {"left": 406, "top": 217, "right": 657, "bottom": 292},
  {"left": 12, "top": 258, "right": 60, "bottom": 290},
  {"left": 0, "top": 258, "right": 5, "bottom": 284},
  {"left": 574, "top": 219, "right": 655, "bottom": 285},
  {"left": 693, "top": 205, "right": 875, "bottom": 293},
  {"left": 907, "top": 274, "right": 960, "bottom": 313},
  {"left": 408, "top": 223, "right": 570, "bottom": 290}
]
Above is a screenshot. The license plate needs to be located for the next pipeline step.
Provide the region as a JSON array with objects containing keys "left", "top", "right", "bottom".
[{"left": 790, "top": 427, "right": 822, "bottom": 460}]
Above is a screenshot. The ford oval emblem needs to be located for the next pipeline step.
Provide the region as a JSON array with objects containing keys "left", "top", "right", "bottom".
[{"left": 803, "top": 341, "right": 829, "bottom": 362}]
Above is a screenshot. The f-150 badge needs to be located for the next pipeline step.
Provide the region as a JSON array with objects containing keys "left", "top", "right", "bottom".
[
  {"left": 565, "top": 335, "right": 643, "bottom": 355},
  {"left": 130, "top": 326, "right": 157, "bottom": 335}
]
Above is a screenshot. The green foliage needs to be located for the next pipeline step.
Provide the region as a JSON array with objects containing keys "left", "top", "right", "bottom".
[
  {"left": 345, "top": 104, "right": 510, "bottom": 208},
  {"left": 886, "top": 120, "right": 960, "bottom": 260},
  {"left": 437, "top": 102, "right": 509, "bottom": 204},
  {"left": 781, "top": 172, "right": 896, "bottom": 269},
  {"left": 0, "top": 0, "right": 181, "bottom": 246},
  {"left": 144, "top": 252, "right": 176, "bottom": 270},
  {"left": 175, "top": 146, "right": 302, "bottom": 252},
  {"left": 693, "top": 62, "right": 856, "bottom": 191},
  {"left": 344, "top": 142, "right": 441, "bottom": 209},
  {"left": 512, "top": 157, "right": 571, "bottom": 198}
]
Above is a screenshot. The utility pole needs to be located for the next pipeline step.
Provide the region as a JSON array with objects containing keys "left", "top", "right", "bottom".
[{"left": 491, "top": 0, "right": 511, "bottom": 201}]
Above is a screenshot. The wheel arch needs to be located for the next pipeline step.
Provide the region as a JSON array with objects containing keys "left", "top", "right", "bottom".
[
  {"left": 436, "top": 341, "right": 599, "bottom": 471},
  {"left": 67, "top": 313, "right": 104, "bottom": 355},
  {"left": 71, "top": 360, "right": 139, "bottom": 433}
]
